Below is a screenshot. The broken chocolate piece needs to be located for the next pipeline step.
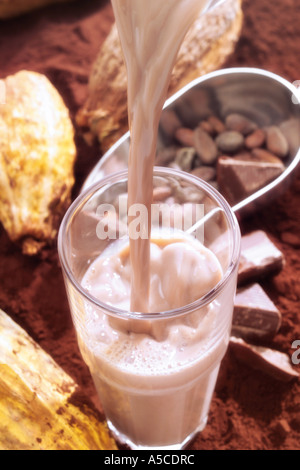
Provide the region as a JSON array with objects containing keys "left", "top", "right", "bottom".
[
  {"left": 238, "top": 230, "right": 284, "bottom": 284},
  {"left": 229, "top": 336, "right": 299, "bottom": 382},
  {"left": 217, "top": 155, "right": 284, "bottom": 206},
  {"left": 232, "top": 283, "right": 282, "bottom": 341}
]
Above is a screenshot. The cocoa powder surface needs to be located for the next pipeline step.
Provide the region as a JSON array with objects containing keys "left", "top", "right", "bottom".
[{"left": 0, "top": 0, "right": 300, "bottom": 450}]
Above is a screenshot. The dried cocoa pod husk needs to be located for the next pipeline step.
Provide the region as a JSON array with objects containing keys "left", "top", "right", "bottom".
[
  {"left": 0, "top": 0, "right": 74, "bottom": 19},
  {"left": 0, "top": 309, "right": 117, "bottom": 450},
  {"left": 0, "top": 70, "right": 76, "bottom": 255},
  {"left": 77, "top": 0, "right": 243, "bottom": 153}
]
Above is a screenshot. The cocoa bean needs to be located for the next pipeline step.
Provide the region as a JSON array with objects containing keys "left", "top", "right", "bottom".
[
  {"left": 194, "top": 126, "right": 218, "bottom": 164},
  {"left": 199, "top": 120, "right": 214, "bottom": 135},
  {"left": 207, "top": 115, "right": 226, "bottom": 134},
  {"left": 265, "top": 125, "right": 289, "bottom": 159},
  {"left": 225, "top": 113, "right": 257, "bottom": 135},
  {"left": 215, "top": 130, "right": 244, "bottom": 154},
  {"left": 245, "top": 128, "right": 266, "bottom": 149},
  {"left": 174, "top": 127, "right": 195, "bottom": 147},
  {"left": 175, "top": 147, "right": 196, "bottom": 171},
  {"left": 279, "top": 118, "right": 299, "bottom": 156}
]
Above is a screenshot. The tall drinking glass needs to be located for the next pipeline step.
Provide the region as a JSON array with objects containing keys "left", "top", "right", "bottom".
[{"left": 58, "top": 167, "right": 241, "bottom": 450}]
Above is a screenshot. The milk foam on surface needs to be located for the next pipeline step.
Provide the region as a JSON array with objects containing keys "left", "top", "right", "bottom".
[
  {"left": 83, "top": 235, "right": 222, "bottom": 313},
  {"left": 81, "top": 234, "right": 224, "bottom": 379}
]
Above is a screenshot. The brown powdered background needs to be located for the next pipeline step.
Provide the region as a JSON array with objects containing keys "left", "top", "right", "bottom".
[{"left": 0, "top": 0, "right": 300, "bottom": 450}]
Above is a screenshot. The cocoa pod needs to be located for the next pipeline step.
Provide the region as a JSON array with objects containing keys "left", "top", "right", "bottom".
[{"left": 77, "top": 0, "right": 243, "bottom": 152}]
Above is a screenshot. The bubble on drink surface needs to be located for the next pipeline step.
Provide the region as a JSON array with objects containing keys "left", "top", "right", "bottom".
[
  {"left": 102, "top": 335, "right": 179, "bottom": 373},
  {"left": 84, "top": 282, "right": 92, "bottom": 292},
  {"left": 127, "top": 353, "right": 135, "bottom": 364}
]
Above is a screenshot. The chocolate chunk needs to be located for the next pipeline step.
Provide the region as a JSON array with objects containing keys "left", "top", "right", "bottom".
[
  {"left": 251, "top": 147, "right": 284, "bottom": 164},
  {"left": 194, "top": 126, "right": 218, "bottom": 165},
  {"left": 229, "top": 337, "right": 299, "bottom": 382},
  {"left": 232, "top": 283, "right": 282, "bottom": 341},
  {"left": 238, "top": 230, "right": 284, "bottom": 284},
  {"left": 217, "top": 155, "right": 284, "bottom": 205}
]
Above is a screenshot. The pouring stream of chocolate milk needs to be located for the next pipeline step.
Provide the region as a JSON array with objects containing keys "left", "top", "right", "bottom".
[{"left": 111, "top": 0, "right": 211, "bottom": 312}]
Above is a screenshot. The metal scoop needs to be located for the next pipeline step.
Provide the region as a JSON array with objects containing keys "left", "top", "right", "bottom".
[{"left": 82, "top": 68, "right": 300, "bottom": 217}]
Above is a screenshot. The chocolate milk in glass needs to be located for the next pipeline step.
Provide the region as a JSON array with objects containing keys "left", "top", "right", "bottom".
[
  {"left": 81, "top": 233, "right": 231, "bottom": 449},
  {"left": 78, "top": 0, "right": 235, "bottom": 449}
]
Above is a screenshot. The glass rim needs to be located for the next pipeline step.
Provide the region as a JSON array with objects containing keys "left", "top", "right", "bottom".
[{"left": 58, "top": 167, "right": 241, "bottom": 320}]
